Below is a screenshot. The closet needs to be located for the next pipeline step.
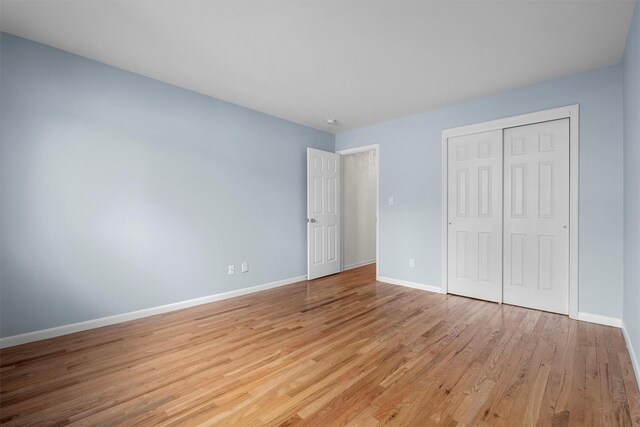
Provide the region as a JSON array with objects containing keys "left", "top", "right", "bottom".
[{"left": 444, "top": 107, "right": 576, "bottom": 316}]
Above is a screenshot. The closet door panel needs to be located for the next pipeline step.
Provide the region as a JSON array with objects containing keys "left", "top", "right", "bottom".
[
  {"left": 503, "top": 119, "right": 570, "bottom": 314},
  {"left": 447, "top": 130, "right": 503, "bottom": 303}
]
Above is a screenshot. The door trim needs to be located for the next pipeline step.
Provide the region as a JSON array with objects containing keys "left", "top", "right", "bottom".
[
  {"left": 441, "top": 105, "right": 579, "bottom": 319},
  {"left": 337, "top": 144, "right": 380, "bottom": 280}
]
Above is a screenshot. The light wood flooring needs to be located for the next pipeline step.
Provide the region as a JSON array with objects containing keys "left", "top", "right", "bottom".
[{"left": 1, "top": 264, "right": 639, "bottom": 426}]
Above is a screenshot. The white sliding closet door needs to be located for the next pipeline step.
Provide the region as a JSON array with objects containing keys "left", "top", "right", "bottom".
[
  {"left": 503, "top": 119, "right": 570, "bottom": 314},
  {"left": 448, "top": 130, "right": 503, "bottom": 303}
]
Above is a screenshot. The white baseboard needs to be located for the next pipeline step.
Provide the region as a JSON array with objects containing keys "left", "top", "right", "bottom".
[
  {"left": 0, "top": 274, "right": 307, "bottom": 349},
  {"left": 377, "top": 276, "right": 444, "bottom": 294},
  {"left": 577, "top": 312, "right": 622, "bottom": 328},
  {"left": 622, "top": 320, "right": 640, "bottom": 387},
  {"left": 343, "top": 259, "right": 376, "bottom": 271}
]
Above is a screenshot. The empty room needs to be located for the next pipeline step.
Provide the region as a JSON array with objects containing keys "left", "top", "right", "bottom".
[{"left": 1, "top": 0, "right": 639, "bottom": 425}]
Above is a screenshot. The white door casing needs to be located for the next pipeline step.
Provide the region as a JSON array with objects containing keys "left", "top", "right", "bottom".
[
  {"left": 503, "top": 119, "right": 570, "bottom": 314},
  {"left": 336, "top": 144, "right": 380, "bottom": 280},
  {"left": 307, "top": 148, "right": 341, "bottom": 280},
  {"left": 447, "top": 130, "right": 503, "bottom": 303}
]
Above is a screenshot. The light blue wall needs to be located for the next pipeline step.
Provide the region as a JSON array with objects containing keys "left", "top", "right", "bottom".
[
  {"left": 0, "top": 34, "right": 334, "bottom": 337},
  {"left": 623, "top": 1, "right": 640, "bottom": 379},
  {"left": 336, "top": 65, "right": 624, "bottom": 318}
]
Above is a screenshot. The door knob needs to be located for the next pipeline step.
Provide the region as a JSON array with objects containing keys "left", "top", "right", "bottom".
[{"left": 308, "top": 218, "right": 317, "bottom": 223}]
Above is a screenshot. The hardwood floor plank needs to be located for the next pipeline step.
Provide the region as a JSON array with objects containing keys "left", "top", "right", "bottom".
[{"left": 1, "top": 264, "right": 637, "bottom": 426}]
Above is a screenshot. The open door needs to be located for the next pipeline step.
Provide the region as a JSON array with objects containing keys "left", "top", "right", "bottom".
[{"left": 307, "top": 148, "right": 341, "bottom": 280}]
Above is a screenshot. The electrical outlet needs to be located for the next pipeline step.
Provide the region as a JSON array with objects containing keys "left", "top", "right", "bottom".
[
  {"left": 228, "top": 264, "right": 235, "bottom": 275},
  {"left": 388, "top": 196, "right": 395, "bottom": 206},
  {"left": 409, "top": 257, "right": 415, "bottom": 268},
  {"left": 241, "top": 261, "right": 248, "bottom": 273}
]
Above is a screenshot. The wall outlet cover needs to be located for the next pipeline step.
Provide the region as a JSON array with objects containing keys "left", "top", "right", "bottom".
[{"left": 228, "top": 264, "right": 235, "bottom": 275}]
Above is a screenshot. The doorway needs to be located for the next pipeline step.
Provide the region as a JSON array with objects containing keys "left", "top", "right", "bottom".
[
  {"left": 306, "top": 144, "right": 379, "bottom": 281},
  {"left": 339, "top": 146, "right": 379, "bottom": 277}
]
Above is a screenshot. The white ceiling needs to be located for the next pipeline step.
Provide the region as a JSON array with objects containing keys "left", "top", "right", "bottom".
[{"left": 0, "top": 1, "right": 635, "bottom": 133}]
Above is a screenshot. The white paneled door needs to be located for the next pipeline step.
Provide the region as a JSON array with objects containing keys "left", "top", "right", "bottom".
[
  {"left": 447, "top": 130, "right": 503, "bottom": 303},
  {"left": 307, "top": 148, "right": 341, "bottom": 280},
  {"left": 503, "top": 119, "right": 570, "bottom": 314}
]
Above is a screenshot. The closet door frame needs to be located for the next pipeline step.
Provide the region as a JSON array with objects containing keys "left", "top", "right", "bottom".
[{"left": 441, "top": 104, "right": 579, "bottom": 319}]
